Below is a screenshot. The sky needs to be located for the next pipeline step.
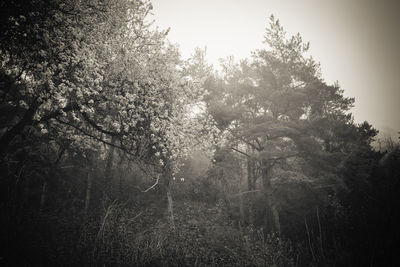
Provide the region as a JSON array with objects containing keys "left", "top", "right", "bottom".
[{"left": 151, "top": 0, "right": 400, "bottom": 137}]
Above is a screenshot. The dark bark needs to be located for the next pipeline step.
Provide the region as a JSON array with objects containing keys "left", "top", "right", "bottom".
[
  {"left": 239, "top": 163, "right": 245, "bottom": 225},
  {"left": 261, "top": 160, "right": 281, "bottom": 236},
  {"left": 239, "top": 192, "right": 245, "bottom": 225},
  {"left": 14, "top": 164, "right": 26, "bottom": 216},
  {"left": 166, "top": 183, "right": 175, "bottom": 229},
  {"left": 39, "top": 181, "right": 47, "bottom": 213},
  {"left": 164, "top": 162, "right": 175, "bottom": 229},
  {"left": 84, "top": 168, "right": 93, "bottom": 218},
  {"left": 39, "top": 147, "right": 65, "bottom": 213},
  {"left": 247, "top": 156, "right": 256, "bottom": 224},
  {"left": 103, "top": 136, "right": 116, "bottom": 201},
  {"left": 0, "top": 101, "right": 38, "bottom": 155}
]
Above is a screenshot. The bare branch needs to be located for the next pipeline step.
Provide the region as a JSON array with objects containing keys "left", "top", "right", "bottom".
[
  {"left": 80, "top": 112, "right": 119, "bottom": 137},
  {"left": 55, "top": 118, "right": 157, "bottom": 167},
  {"left": 136, "top": 174, "right": 160, "bottom": 193},
  {"left": 231, "top": 147, "right": 251, "bottom": 157},
  {"left": 56, "top": 118, "right": 121, "bottom": 149}
]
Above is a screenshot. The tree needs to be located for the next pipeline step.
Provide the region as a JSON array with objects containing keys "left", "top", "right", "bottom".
[
  {"left": 205, "top": 16, "right": 357, "bottom": 235},
  {"left": 0, "top": 0, "right": 216, "bottom": 231}
]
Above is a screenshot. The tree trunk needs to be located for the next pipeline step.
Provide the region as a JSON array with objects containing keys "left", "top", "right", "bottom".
[
  {"left": 14, "top": 164, "right": 26, "bottom": 218},
  {"left": 84, "top": 169, "right": 93, "bottom": 218},
  {"left": 261, "top": 161, "right": 281, "bottom": 236},
  {"left": 247, "top": 157, "right": 255, "bottom": 224},
  {"left": 117, "top": 156, "right": 125, "bottom": 199},
  {"left": 39, "top": 181, "right": 47, "bottom": 213},
  {"left": 0, "top": 101, "right": 38, "bottom": 155},
  {"left": 166, "top": 183, "right": 175, "bottom": 229},
  {"left": 239, "top": 165, "right": 245, "bottom": 225},
  {"left": 239, "top": 191, "right": 245, "bottom": 225},
  {"left": 119, "top": 172, "right": 123, "bottom": 199},
  {"left": 164, "top": 161, "right": 176, "bottom": 229},
  {"left": 39, "top": 147, "right": 65, "bottom": 213},
  {"left": 103, "top": 136, "right": 116, "bottom": 201}
]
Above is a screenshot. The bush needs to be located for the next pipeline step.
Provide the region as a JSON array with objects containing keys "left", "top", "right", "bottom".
[{"left": 77, "top": 200, "right": 297, "bottom": 266}]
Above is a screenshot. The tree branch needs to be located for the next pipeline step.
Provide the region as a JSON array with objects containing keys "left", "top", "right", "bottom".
[
  {"left": 80, "top": 112, "right": 119, "bottom": 137},
  {"left": 231, "top": 147, "right": 251, "bottom": 157},
  {"left": 37, "top": 102, "right": 79, "bottom": 124},
  {"left": 135, "top": 174, "right": 160, "bottom": 193},
  {"left": 0, "top": 101, "right": 39, "bottom": 154},
  {"left": 55, "top": 118, "right": 158, "bottom": 167}
]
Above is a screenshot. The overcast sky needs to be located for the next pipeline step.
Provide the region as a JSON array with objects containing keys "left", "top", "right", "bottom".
[{"left": 151, "top": 0, "right": 400, "bottom": 136}]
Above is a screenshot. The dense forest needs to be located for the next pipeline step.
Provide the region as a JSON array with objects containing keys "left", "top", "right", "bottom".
[{"left": 1, "top": 0, "right": 399, "bottom": 266}]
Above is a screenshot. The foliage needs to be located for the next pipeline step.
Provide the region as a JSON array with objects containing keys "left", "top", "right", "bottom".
[
  {"left": 77, "top": 200, "right": 296, "bottom": 267},
  {"left": 1, "top": 2, "right": 399, "bottom": 266}
]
